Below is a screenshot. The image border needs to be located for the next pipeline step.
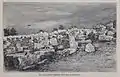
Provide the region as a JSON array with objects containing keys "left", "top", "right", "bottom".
[{"left": 0, "top": 0, "right": 119, "bottom": 77}]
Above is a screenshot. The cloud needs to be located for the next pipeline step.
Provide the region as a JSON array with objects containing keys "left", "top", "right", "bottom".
[
  {"left": 45, "top": 11, "right": 72, "bottom": 15},
  {"left": 25, "top": 21, "right": 59, "bottom": 29},
  {"left": 25, "top": 19, "right": 70, "bottom": 29},
  {"left": 3, "top": 2, "right": 116, "bottom": 35}
]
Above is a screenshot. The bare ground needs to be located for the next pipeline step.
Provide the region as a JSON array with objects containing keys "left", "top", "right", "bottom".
[{"left": 43, "top": 42, "right": 116, "bottom": 72}]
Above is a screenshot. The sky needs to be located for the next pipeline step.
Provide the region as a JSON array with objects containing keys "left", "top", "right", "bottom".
[{"left": 3, "top": 2, "right": 116, "bottom": 35}]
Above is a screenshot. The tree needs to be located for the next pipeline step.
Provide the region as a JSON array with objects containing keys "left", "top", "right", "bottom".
[
  {"left": 113, "top": 20, "right": 116, "bottom": 28},
  {"left": 70, "top": 26, "right": 74, "bottom": 28},
  {"left": 38, "top": 29, "right": 44, "bottom": 33},
  {"left": 87, "top": 31, "right": 96, "bottom": 42},
  {"left": 10, "top": 28, "right": 17, "bottom": 36},
  {"left": 52, "top": 28, "right": 58, "bottom": 32},
  {"left": 59, "top": 25, "right": 64, "bottom": 30},
  {"left": 4, "top": 27, "right": 18, "bottom": 36},
  {"left": 73, "top": 26, "right": 77, "bottom": 28},
  {"left": 4, "top": 28, "right": 9, "bottom": 36}
]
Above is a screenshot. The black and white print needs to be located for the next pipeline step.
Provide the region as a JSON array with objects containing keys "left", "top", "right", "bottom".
[{"left": 3, "top": 2, "right": 116, "bottom": 72}]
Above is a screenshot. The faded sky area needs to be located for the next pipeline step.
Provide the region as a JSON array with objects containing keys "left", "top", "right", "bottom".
[{"left": 3, "top": 2, "right": 116, "bottom": 35}]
